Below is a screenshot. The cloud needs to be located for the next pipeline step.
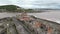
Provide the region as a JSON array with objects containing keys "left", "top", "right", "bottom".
[
  {"left": 0, "top": 0, "right": 60, "bottom": 9},
  {"left": 0, "top": 0, "right": 12, "bottom": 4},
  {"left": 13, "top": 0, "right": 60, "bottom": 9}
]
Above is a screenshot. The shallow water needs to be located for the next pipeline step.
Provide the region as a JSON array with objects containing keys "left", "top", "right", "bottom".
[{"left": 0, "top": 11, "right": 60, "bottom": 24}]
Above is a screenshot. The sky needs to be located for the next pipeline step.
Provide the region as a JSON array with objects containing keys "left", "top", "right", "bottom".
[{"left": 0, "top": 0, "right": 60, "bottom": 9}]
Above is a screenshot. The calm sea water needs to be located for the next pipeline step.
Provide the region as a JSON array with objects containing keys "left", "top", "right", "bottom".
[{"left": 0, "top": 11, "right": 60, "bottom": 24}]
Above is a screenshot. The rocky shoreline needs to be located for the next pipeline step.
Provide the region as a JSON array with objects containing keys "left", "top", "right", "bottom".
[{"left": 0, "top": 15, "right": 60, "bottom": 34}]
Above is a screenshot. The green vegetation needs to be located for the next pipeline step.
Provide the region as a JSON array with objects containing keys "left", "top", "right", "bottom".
[
  {"left": 0, "top": 5, "right": 19, "bottom": 11},
  {"left": 0, "top": 5, "right": 36, "bottom": 12},
  {"left": 0, "top": 5, "right": 43, "bottom": 13}
]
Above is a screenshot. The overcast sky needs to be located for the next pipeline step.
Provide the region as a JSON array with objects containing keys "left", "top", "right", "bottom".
[{"left": 0, "top": 0, "right": 60, "bottom": 9}]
